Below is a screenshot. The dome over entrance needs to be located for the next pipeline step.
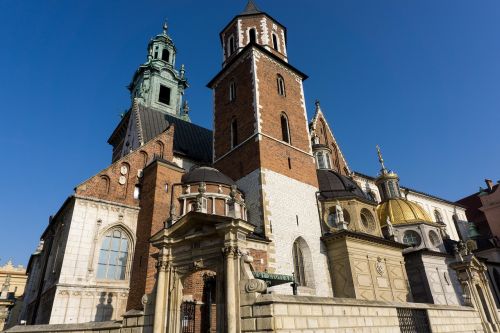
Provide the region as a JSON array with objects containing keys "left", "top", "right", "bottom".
[{"left": 182, "top": 166, "right": 236, "bottom": 187}]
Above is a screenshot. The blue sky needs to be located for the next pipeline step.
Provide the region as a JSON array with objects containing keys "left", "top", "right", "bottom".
[{"left": 0, "top": 0, "right": 499, "bottom": 266}]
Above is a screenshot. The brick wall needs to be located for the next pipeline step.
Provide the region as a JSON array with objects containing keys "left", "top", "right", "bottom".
[
  {"left": 75, "top": 128, "right": 175, "bottom": 207},
  {"left": 126, "top": 159, "right": 183, "bottom": 310}
]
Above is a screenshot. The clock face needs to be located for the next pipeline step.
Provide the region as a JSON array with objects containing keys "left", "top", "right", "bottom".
[
  {"left": 119, "top": 176, "right": 127, "bottom": 185},
  {"left": 120, "top": 165, "right": 128, "bottom": 175}
]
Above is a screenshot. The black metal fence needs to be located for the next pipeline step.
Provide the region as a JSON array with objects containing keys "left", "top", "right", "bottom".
[{"left": 397, "top": 308, "right": 431, "bottom": 333}]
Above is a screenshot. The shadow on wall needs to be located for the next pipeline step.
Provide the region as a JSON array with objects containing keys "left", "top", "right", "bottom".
[{"left": 95, "top": 292, "right": 114, "bottom": 322}]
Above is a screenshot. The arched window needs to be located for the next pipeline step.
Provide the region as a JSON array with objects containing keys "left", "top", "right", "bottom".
[
  {"left": 228, "top": 36, "right": 236, "bottom": 56},
  {"left": 139, "top": 151, "right": 148, "bottom": 167},
  {"left": 277, "top": 75, "right": 286, "bottom": 96},
  {"left": 100, "top": 175, "right": 110, "bottom": 195},
  {"left": 292, "top": 240, "right": 306, "bottom": 286},
  {"left": 360, "top": 208, "right": 375, "bottom": 232},
  {"left": 280, "top": 113, "right": 290, "bottom": 143},
  {"left": 272, "top": 34, "right": 279, "bottom": 51},
  {"left": 229, "top": 81, "right": 236, "bottom": 101},
  {"left": 231, "top": 118, "right": 238, "bottom": 148},
  {"left": 428, "top": 230, "right": 441, "bottom": 247},
  {"left": 155, "top": 141, "right": 164, "bottom": 158},
  {"left": 249, "top": 28, "right": 256, "bottom": 43},
  {"left": 434, "top": 210, "right": 443, "bottom": 223},
  {"left": 96, "top": 229, "right": 130, "bottom": 280},
  {"left": 161, "top": 49, "right": 170, "bottom": 62}
]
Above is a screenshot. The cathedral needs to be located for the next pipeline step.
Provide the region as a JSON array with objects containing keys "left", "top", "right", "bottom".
[{"left": 11, "top": 2, "right": 500, "bottom": 333}]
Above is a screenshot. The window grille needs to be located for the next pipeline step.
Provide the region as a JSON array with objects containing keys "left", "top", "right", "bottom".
[
  {"left": 180, "top": 301, "right": 196, "bottom": 333},
  {"left": 397, "top": 308, "right": 431, "bottom": 333}
]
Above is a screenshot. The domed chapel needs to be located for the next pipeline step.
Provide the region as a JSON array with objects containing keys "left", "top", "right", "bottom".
[{"left": 14, "top": 1, "right": 500, "bottom": 333}]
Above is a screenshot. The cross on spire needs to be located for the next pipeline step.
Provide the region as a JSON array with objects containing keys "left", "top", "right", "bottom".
[{"left": 376, "top": 145, "right": 387, "bottom": 173}]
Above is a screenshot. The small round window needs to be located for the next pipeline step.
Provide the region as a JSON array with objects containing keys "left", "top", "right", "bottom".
[
  {"left": 403, "top": 230, "right": 422, "bottom": 246},
  {"left": 360, "top": 208, "right": 375, "bottom": 232},
  {"left": 429, "top": 230, "right": 441, "bottom": 247}
]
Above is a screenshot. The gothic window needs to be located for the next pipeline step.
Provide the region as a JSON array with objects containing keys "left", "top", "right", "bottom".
[
  {"left": 277, "top": 75, "right": 286, "bottom": 96},
  {"left": 292, "top": 240, "right": 306, "bottom": 286},
  {"left": 434, "top": 210, "right": 443, "bottom": 223},
  {"left": 228, "top": 36, "right": 236, "bottom": 56},
  {"left": 249, "top": 28, "right": 256, "bottom": 43},
  {"left": 272, "top": 33, "right": 279, "bottom": 51},
  {"left": 402, "top": 230, "right": 422, "bottom": 247},
  {"left": 229, "top": 81, "right": 236, "bottom": 101},
  {"left": 161, "top": 49, "right": 170, "bottom": 62},
  {"left": 280, "top": 113, "right": 290, "bottom": 143},
  {"left": 159, "top": 85, "right": 171, "bottom": 105},
  {"left": 231, "top": 118, "right": 238, "bottom": 148},
  {"left": 96, "top": 229, "right": 130, "bottom": 280}
]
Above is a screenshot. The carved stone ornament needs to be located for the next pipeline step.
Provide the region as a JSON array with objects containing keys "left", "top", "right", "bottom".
[
  {"left": 157, "top": 259, "right": 171, "bottom": 272},
  {"left": 119, "top": 175, "right": 127, "bottom": 185},
  {"left": 245, "top": 279, "right": 267, "bottom": 293},
  {"left": 376, "top": 257, "right": 385, "bottom": 276},
  {"left": 223, "top": 245, "right": 239, "bottom": 258},
  {"left": 141, "top": 294, "right": 150, "bottom": 305},
  {"left": 193, "top": 259, "right": 204, "bottom": 270},
  {"left": 120, "top": 165, "right": 128, "bottom": 175}
]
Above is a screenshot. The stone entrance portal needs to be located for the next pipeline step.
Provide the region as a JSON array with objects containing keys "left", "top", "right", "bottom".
[{"left": 150, "top": 212, "right": 255, "bottom": 333}]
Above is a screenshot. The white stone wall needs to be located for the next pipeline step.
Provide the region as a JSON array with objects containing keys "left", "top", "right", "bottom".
[
  {"left": 261, "top": 169, "right": 331, "bottom": 297},
  {"left": 49, "top": 197, "right": 139, "bottom": 324},
  {"left": 354, "top": 174, "right": 465, "bottom": 241},
  {"left": 240, "top": 294, "right": 485, "bottom": 333},
  {"left": 236, "top": 169, "right": 264, "bottom": 234}
]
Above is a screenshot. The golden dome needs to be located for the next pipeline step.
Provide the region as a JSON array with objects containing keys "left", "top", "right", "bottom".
[{"left": 377, "top": 198, "right": 433, "bottom": 226}]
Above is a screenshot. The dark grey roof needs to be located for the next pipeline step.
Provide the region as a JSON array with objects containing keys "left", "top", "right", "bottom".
[
  {"left": 317, "top": 169, "right": 373, "bottom": 202},
  {"left": 181, "top": 166, "right": 236, "bottom": 186},
  {"left": 138, "top": 105, "right": 213, "bottom": 164},
  {"left": 241, "top": 0, "right": 262, "bottom": 15}
]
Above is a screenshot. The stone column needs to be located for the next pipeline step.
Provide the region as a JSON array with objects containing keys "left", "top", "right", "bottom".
[
  {"left": 153, "top": 247, "right": 171, "bottom": 333},
  {"left": 223, "top": 245, "right": 238, "bottom": 333}
]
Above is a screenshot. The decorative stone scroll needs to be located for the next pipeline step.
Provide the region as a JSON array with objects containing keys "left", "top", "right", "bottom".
[{"left": 244, "top": 279, "right": 267, "bottom": 293}]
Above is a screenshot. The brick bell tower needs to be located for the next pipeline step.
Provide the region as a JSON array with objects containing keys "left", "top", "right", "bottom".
[{"left": 208, "top": 1, "right": 331, "bottom": 296}]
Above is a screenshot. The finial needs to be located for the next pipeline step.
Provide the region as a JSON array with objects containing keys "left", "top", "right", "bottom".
[
  {"left": 180, "top": 64, "right": 185, "bottom": 79},
  {"left": 182, "top": 100, "right": 190, "bottom": 114},
  {"left": 162, "top": 21, "right": 168, "bottom": 35},
  {"left": 376, "top": 145, "right": 387, "bottom": 172},
  {"left": 315, "top": 99, "right": 321, "bottom": 111}
]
